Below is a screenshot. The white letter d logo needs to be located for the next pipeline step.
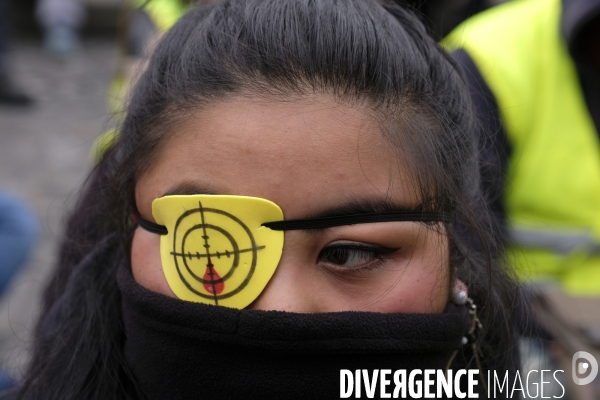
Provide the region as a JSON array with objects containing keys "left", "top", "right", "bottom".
[{"left": 572, "top": 351, "right": 598, "bottom": 385}]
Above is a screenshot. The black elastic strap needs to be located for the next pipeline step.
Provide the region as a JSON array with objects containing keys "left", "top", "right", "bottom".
[
  {"left": 138, "top": 218, "right": 168, "bottom": 235},
  {"left": 138, "top": 211, "right": 449, "bottom": 235},
  {"left": 261, "top": 211, "right": 449, "bottom": 231}
]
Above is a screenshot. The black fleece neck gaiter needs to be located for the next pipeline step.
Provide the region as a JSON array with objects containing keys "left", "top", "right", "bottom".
[{"left": 118, "top": 263, "right": 472, "bottom": 400}]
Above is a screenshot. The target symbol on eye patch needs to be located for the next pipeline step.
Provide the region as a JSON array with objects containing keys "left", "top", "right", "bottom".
[{"left": 170, "top": 202, "right": 265, "bottom": 305}]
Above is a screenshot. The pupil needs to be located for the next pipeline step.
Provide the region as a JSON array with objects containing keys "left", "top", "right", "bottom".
[{"left": 328, "top": 248, "right": 349, "bottom": 265}]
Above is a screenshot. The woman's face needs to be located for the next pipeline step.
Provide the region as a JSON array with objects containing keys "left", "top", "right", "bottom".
[{"left": 133, "top": 95, "right": 450, "bottom": 313}]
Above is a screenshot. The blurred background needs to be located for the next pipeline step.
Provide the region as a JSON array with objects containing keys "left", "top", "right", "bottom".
[{"left": 0, "top": 0, "right": 120, "bottom": 381}]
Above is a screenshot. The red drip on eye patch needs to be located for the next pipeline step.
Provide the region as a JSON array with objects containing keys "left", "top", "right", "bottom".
[{"left": 203, "top": 262, "right": 224, "bottom": 295}]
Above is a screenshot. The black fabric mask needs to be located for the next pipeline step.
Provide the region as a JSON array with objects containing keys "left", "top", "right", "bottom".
[{"left": 118, "top": 263, "right": 472, "bottom": 400}]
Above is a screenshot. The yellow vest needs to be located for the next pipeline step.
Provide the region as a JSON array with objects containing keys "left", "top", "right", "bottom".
[
  {"left": 445, "top": 0, "right": 600, "bottom": 295},
  {"left": 93, "top": 0, "right": 189, "bottom": 163},
  {"left": 133, "top": 0, "right": 187, "bottom": 32},
  {"left": 106, "top": 0, "right": 187, "bottom": 116}
]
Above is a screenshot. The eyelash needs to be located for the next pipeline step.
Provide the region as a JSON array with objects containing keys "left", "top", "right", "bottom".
[{"left": 317, "top": 243, "right": 399, "bottom": 273}]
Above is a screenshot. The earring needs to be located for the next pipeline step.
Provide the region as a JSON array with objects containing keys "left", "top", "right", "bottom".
[
  {"left": 446, "top": 296, "right": 488, "bottom": 395},
  {"left": 453, "top": 289, "right": 468, "bottom": 305},
  {"left": 463, "top": 298, "right": 487, "bottom": 394}
]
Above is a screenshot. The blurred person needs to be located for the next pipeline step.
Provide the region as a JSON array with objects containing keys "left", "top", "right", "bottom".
[
  {"left": 0, "top": 194, "right": 37, "bottom": 294},
  {"left": 445, "top": 0, "right": 600, "bottom": 295},
  {"left": 7, "top": 1, "right": 522, "bottom": 398},
  {"left": 36, "top": 0, "right": 85, "bottom": 56},
  {"left": 92, "top": 0, "right": 195, "bottom": 162},
  {"left": 108, "top": 0, "right": 192, "bottom": 115},
  {"left": 0, "top": 0, "right": 33, "bottom": 106},
  {"left": 445, "top": 0, "right": 600, "bottom": 397},
  {"left": 0, "top": 193, "right": 38, "bottom": 390}
]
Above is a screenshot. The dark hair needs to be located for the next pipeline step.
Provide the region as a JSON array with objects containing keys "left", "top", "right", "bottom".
[{"left": 20, "top": 1, "right": 521, "bottom": 398}]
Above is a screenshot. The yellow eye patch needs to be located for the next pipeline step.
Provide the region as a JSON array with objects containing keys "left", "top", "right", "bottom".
[{"left": 151, "top": 195, "right": 284, "bottom": 309}]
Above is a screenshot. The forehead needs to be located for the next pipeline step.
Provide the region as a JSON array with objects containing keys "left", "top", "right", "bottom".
[{"left": 135, "top": 95, "right": 419, "bottom": 218}]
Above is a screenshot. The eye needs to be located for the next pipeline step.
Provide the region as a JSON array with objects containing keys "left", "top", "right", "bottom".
[{"left": 317, "top": 243, "right": 399, "bottom": 272}]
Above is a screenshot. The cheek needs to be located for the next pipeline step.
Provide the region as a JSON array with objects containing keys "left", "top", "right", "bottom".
[
  {"left": 359, "top": 232, "right": 450, "bottom": 314},
  {"left": 131, "top": 227, "right": 176, "bottom": 298},
  {"left": 398, "top": 234, "right": 450, "bottom": 313},
  {"left": 391, "top": 251, "right": 450, "bottom": 313}
]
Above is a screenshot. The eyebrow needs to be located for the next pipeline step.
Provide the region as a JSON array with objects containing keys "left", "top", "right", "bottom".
[
  {"left": 164, "top": 184, "right": 424, "bottom": 216},
  {"left": 162, "top": 182, "right": 222, "bottom": 197}
]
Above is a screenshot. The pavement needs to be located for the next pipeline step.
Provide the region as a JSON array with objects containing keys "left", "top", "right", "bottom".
[{"left": 0, "top": 38, "right": 116, "bottom": 379}]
